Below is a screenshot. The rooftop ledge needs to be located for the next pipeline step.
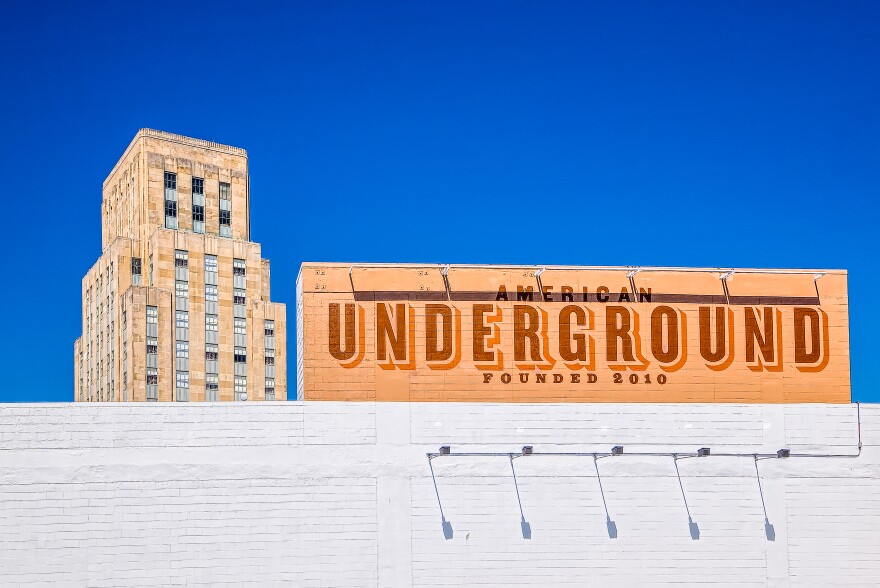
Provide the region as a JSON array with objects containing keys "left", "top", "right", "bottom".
[{"left": 104, "top": 128, "right": 247, "bottom": 187}]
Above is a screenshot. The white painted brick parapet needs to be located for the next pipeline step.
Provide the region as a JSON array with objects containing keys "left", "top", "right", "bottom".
[{"left": 0, "top": 402, "right": 877, "bottom": 587}]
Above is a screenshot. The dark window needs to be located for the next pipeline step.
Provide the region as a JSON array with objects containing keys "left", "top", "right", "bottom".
[
  {"left": 192, "top": 177, "right": 204, "bottom": 195},
  {"left": 265, "top": 356, "right": 275, "bottom": 366},
  {"left": 147, "top": 344, "right": 158, "bottom": 354},
  {"left": 164, "top": 172, "right": 176, "bottom": 190},
  {"left": 219, "top": 209, "right": 231, "bottom": 226},
  {"left": 192, "top": 205, "right": 204, "bottom": 222},
  {"left": 234, "top": 350, "right": 247, "bottom": 363},
  {"left": 207, "top": 381, "right": 219, "bottom": 391},
  {"left": 131, "top": 257, "right": 142, "bottom": 275},
  {"left": 233, "top": 266, "right": 246, "bottom": 277},
  {"left": 265, "top": 326, "right": 274, "bottom": 336},
  {"left": 147, "top": 373, "right": 158, "bottom": 385},
  {"left": 234, "top": 293, "right": 246, "bottom": 305},
  {"left": 165, "top": 199, "right": 177, "bottom": 218},
  {"left": 205, "top": 351, "right": 218, "bottom": 361},
  {"left": 174, "top": 255, "right": 188, "bottom": 268}
]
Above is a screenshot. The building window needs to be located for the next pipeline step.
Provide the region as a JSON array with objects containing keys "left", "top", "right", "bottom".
[
  {"left": 205, "top": 344, "right": 218, "bottom": 361},
  {"left": 234, "top": 317, "right": 246, "bottom": 335},
  {"left": 233, "top": 259, "right": 246, "bottom": 276},
  {"left": 175, "top": 371, "right": 190, "bottom": 402},
  {"left": 265, "top": 320, "right": 274, "bottom": 337},
  {"left": 175, "top": 280, "right": 189, "bottom": 298},
  {"left": 219, "top": 181, "right": 231, "bottom": 237},
  {"left": 174, "top": 250, "right": 188, "bottom": 268},
  {"left": 206, "top": 374, "right": 219, "bottom": 402},
  {"left": 131, "top": 257, "right": 142, "bottom": 286},
  {"left": 164, "top": 197, "right": 178, "bottom": 218},
  {"left": 206, "top": 285, "right": 218, "bottom": 302},
  {"left": 234, "top": 347, "right": 247, "bottom": 363},
  {"left": 176, "top": 310, "right": 189, "bottom": 329},
  {"left": 234, "top": 375, "right": 247, "bottom": 400},
  {"left": 204, "top": 255, "right": 218, "bottom": 276},
  {"left": 164, "top": 172, "right": 178, "bottom": 229},
  {"left": 265, "top": 348, "right": 275, "bottom": 365},
  {"left": 176, "top": 341, "right": 189, "bottom": 359},
  {"left": 148, "top": 254, "right": 153, "bottom": 286},
  {"left": 192, "top": 177, "right": 205, "bottom": 234},
  {"left": 233, "top": 288, "right": 246, "bottom": 305},
  {"left": 147, "top": 306, "right": 159, "bottom": 401},
  {"left": 206, "top": 314, "right": 218, "bottom": 332}
]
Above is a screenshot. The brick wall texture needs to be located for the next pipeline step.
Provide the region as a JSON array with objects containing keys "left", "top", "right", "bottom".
[{"left": 0, "top": 402, "right": 877, "bottom": 586}]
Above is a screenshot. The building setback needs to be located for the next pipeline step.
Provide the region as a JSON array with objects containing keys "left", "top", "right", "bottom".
[{"left": 73, "top": 129, "right": 286, "bottom": 402}]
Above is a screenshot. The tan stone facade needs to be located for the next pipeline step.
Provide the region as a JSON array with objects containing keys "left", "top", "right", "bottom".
[{"left": 74, "top": 129, "right": 286, "bottom": 402}]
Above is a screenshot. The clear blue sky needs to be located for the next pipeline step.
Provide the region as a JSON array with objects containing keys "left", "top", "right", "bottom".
[{"left": 0, "top": 1, "right": 877, "bottom": 402}]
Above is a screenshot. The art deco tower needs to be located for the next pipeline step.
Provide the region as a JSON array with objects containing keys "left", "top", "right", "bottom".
[{"left": 74, "top": 129, "right": 286, "bottom": 402}]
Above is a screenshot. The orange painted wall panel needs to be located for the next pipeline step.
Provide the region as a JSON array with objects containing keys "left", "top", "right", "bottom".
[{"left": 297, "top": 264, "right": 850, "bottom": 403}]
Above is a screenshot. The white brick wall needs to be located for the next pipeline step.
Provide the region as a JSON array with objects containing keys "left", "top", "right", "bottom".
[{"left": 0, "top": 402, "right": 877, "bottom": 587}]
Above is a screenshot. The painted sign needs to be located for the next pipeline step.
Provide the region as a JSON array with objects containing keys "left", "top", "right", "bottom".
[{"left": 296, "top": 264, "right": 850, "bottom": 403}]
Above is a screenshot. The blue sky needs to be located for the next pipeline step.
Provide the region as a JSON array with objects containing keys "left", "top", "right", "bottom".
[{"left": 0, "top": 1, "right": 877, "bottom": 402}]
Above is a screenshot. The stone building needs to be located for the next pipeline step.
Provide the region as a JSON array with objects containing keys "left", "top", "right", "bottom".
[{"left": 73, "top": 129, "right": 286, "bottom": 402}]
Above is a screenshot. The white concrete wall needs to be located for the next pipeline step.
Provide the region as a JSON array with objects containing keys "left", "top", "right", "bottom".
[{"left": 0, "top": 402, "right": 877, "bottom": 587}]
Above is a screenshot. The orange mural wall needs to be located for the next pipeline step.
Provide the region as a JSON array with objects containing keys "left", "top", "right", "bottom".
[{"left": 296, "top": 264, "right": 850, "bottom": 403}]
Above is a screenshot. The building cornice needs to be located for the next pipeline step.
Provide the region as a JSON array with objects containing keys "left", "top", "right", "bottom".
[{"left": 103, "top": 128, "right": 247, "bottom": 188}]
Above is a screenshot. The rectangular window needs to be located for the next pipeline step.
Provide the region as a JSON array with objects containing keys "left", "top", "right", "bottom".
[
  {"left": 164, "top": 197, "right": 178, "bottom": 218},
  {"left": 192, "top": 178, "right": 205, "bottom": 234},
  {"left": 206, "top": 374, "right": 219, "bottom": 402},
  {"left": 234, "top": 317, "right": 246, "bottom": 335},
  {"left": 219, "top": 182, "right": 231, "bottom": 237},
  {"left": 176, "top": 341, "right": 189, "bottom": 358},
  {"left": 165, "top": 172, "right": 178, "bottom": 229},
  {"left": 146, "top": 337, "right": 158, "bottom": 355},
  {"left": 175, "top": 371, "right": 190, "bottom": 402},
  {"left": 206, "top": 285, "right": 218, "bottom": 302},
  {"left": 265, "top": 348, "right": 275, "bottom": 365},
  {"left": 233, "top": 258, "right": 246, "bottom": 276},
  {"left": 148, "top": 254, "right": 153, "bottom": 286},
  {"left": 233, "top": 287, "right": 246, "bottom": 305},
  {"left": 234, "top": 376, "right": 247, "bottom": 394},
  {"left": 174, "top": 250, "right": 188, "bottom": 268},
  {"left": 234, "top": 347, "right": 247, "bottom": 363},
  {"left": 205, "top": 343, "right": 219, "bottom": 361},
  {"left": 206, "top": 315, "right": 218, "bottom": 331},
  {"left": 175, "top": 280, "right": 189, "bottom": 298},
  {"left": 204, "top": 255, "right": 218, "bottom": 273},
  {"left": 264, "top": 320, "right": 275, "bottom": 337},
  {"left": 146, "top": 365, "right": 158, "bottom": 401},
  {"left": 131, "top": 257, "right": 141, "bottom": 276}
]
